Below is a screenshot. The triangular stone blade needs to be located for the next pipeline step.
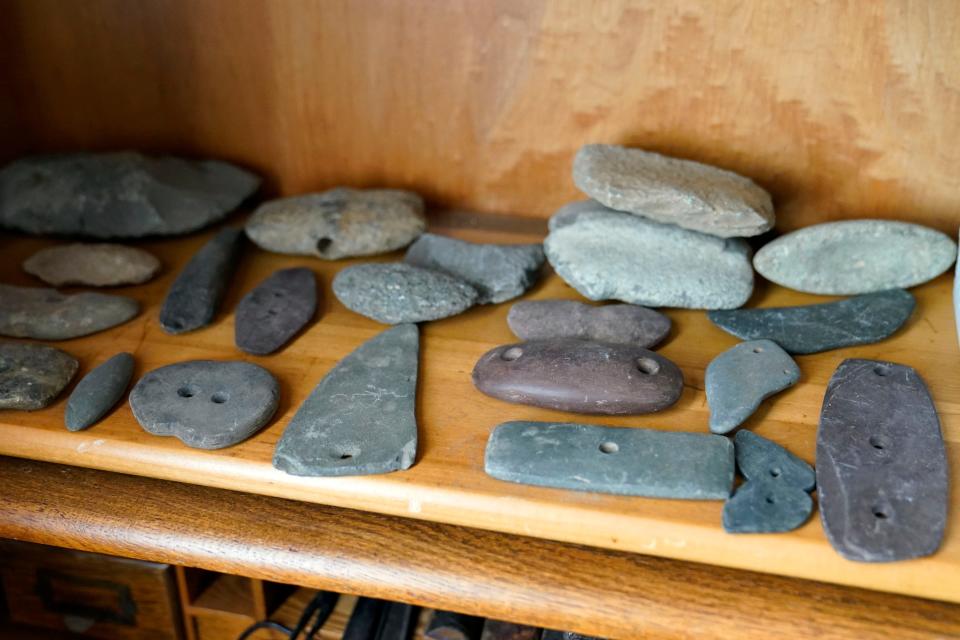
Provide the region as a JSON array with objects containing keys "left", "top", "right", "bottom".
[{"left": 273, "top": 324, "right": 418, "bottom": 476}]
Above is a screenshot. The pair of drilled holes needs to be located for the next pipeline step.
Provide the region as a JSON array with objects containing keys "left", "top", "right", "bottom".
[
  {"left": 177, "top": 385, "right": 229, "bottom": 404},
  {"left": 500, "top": 348, "right": 660, "bottom": 375}
]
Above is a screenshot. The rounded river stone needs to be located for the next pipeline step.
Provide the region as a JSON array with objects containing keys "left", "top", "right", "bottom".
[
  {"left": 65, "top": 352, "right": 135, "bottom": 431},
  {"left": 0, "top": 284, "right": 139, "bottom": 340},
  {"left": 754, "top": 220, "right": 957, "bottom": 295},
  {"left": 0, "top": 342, "right": 78, "bottom": 410},
  {"left": 24, "top": 243, "right": 161, "bottom": 287},
  {"left": 333, "top": 262, "right": 478, "bottom": 324},
  {"left": 130, "top": 360, "right": 279, "bottom": 449},
  {"left": 507, "top": 299, "right": 670, "bottom": 348},
  {"left": 246, "top": 187, "right": 425, "bottom": 260},
  {"left": 235, "top": 267, "right": 317, "bottom": 355}
]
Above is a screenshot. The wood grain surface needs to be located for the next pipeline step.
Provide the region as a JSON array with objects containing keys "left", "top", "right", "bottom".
[{"left": 1, "top": 0, "right": 958, "bottom": 233}]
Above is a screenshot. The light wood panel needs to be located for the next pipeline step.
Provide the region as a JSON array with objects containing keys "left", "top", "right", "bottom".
[{"left": 1, "top": 0, "right": 958, "bottom": 233}]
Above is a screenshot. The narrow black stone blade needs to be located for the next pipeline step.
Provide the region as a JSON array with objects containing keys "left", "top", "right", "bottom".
[
  {"left": 235, "top": 267, "right": 317, "bottom": 355},
  {"left": 817, "top": 358, "right": 947, "bottom": 562}
]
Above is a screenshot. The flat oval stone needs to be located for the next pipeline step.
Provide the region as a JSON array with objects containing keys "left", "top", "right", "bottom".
[
  {"left": 404, "top": 233, "right": 545, "bottom": 304},
  {"left": 274, "top": 324, "right": 418, "bottom": 476},
  {"left": 0, "top": 342, "right": 78, "bottom": 410},
  {"left": 545, "top": 210, "right": 753, "bottom": 309},
  {"left": 485, "top": 421, "right": 734, "bottom": 499},
  {"left": 333, "top": 263, "right": 477, "bottom": 324},
  {"left": 818, "top": 359, "right": 947, "bottom": 562},
  {"left": 754, "top": 220, "right": 957, "bottom": 295},
  {"left": 130, "top": 360, "right": 279, "bottom": 449},
  {"left": 706, "top": 340, "right": 800, "bottom": 434},
  {"left": 507, "top": 300, "right": 670, "bottom": 348},
  {"left": 0, "top": 284, "right": 139, "bottom": 340},
  {"left": 23, "top": 243, "right": 161, "bottom": 287},
  {"left": 160, "top": 227, "right": 244, "bottom": 334},
  {"left": 246, "top": 187, "right": 425, "bottom": 259},
  {"left": 65, "top": 352, "right": 134, "bottom": 431},
  {"left": 572, "top": 144, "right": 774, "bottom": 238},
  {"left": 472, "top": 339, "right": 683, "bottom": 415},
  {"left": 235, "top": 267, "right": 317, "bottom": 355},
  {"left": 735, "top": 430, "right": 815, "bottom": 491},
  {"left": 708, "top": 289, "right": 915, "bottom": 354},
  {"left": 722, "top": 480, "right": 813, "bottom": 534}
]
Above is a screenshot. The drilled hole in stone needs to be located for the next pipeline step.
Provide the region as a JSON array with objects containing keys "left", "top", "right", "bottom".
[
  {"left": 873, "top": 507, "right": 889, "bottom": 519},
  {"left": 753, "top": 347, "right": 764, "bottom": 354},
  {"left": 769, "top": 468, "right": 782, "bottom": 478},
  {"left": 339, "top": 454, "right": 353, "bottom": 460},
  {"left": 332, "top": 446, "right": 361, "bottom": 461},
  {"left": 599, "top": 442, "right": 619, "bottom": 454},
  {"left": 316, "top": 237, "right": 333, "bottom": 253},
  {"left": 210, "top": 391, "right": 230, "bottom": 404},
  {"left": 783, "top": 369, "right": 791, "bottom": 375},
  {"left": 869, "top": 435, "right": 888, "bottom": 451},
  {"left": 874, "top": 365, "right": 891, "bottom": 377},
  {"left": 636, "top": 357, "right": 660, "bottom": 375},
  {"left": 177, "top": 384, "right": 199, "bottom": 399},
  {"left": 501, "top": 347, "right": 523, "bottom": 361},
  {"left": 765, "top": 496, "right": 775, "bottom": 505}
]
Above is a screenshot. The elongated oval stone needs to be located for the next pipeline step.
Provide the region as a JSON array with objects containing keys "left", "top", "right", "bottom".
[
  {"left": 472, "top": 339, "right": 683, "bottom": 415},
  {"left": 818, "top": 359, "right": 947, "bottom": 562},
  {"left": 274, "top": 324, "right": 418, "bottom": 476},
  {"left": 485, "top": 421, "right": 734, "bottom": 499},
  {"left": 0, "top": 342, "right": 78, "bottom": 410},
  {"left": 0, "top": 284, "right": 139, "bottom": 340},
  {"left": 735, "top": 430, "right": 815, "bottom": 491},
  {"left": 65, "top": 352, "right": 135, "bottom": 431},
  {"left": 23, "top": 243, "right": 161, "bottom": 287},
  {"left": 235, "top": 267, "right": 317, "bottom": 355},
  {"left": 130, "top": 360, "right": 279, "bottom": 449},
  {"left": 545, "top": 211, "right": 753, "bottom": 309},
  {"left": 333, "top": 263, "right": 477, "bottom": 324},
  {"left": 707, "top": 289, "right": 915, "bottom": 354},
  {"left": 507, "top": 300, "right": 670, "bottom": 348},
  {"left": 754, "top": 220, "right": 957, "bottom": 295}
]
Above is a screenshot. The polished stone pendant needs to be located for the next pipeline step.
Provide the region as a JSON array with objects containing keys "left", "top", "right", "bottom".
[
  {"left": 507, "top": 299, "right": 670, "bottom": 348},
  {"left": 0, "top": 284, "right": 139, "bottom": 340},
  {"left": 235, "top": 267, "right": 317, "bottom": 355},
  {"left": 0, "top": 342, "right": 78, "bottom": 410},
  {"left": 65, "top": 352, "right": 135, "bottom": 431}
]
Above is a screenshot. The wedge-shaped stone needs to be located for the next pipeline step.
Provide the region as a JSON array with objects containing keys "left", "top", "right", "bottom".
[
  {"left": 24, "top": 243, "right": 161, "bottom": 287},
  {"left": 0, "top": 342, "right": 78, "bottom": 410},
  {"left": 65, "top": 352, "right": 135, "bottom": 431},
  {"left": 708, "top": 289, "right": 915, "bottom": 354},
  {"left": 473, "top": 339, "right": 683, "bottom": 415},
  {"left": 235, "top": 267, "right": 317, "bottom": 355},
  {"left": 572, "top": 145, "right": 774, "bottom": 238},
  {"left": 735, "top": 430, "right": 815, "bottom": 491},
  {"left": 754, "top": 220, "right": 957, "bottom": 295},
  {"left": 818, "top": 359, "right": 947, "bottom": 562},
  {"left": 0, "top": 284, "right": 139, "bottom": 340},
  {"left": 722, "top": 480, "right": 813, "bottom": 534},
  {"left": 507, "top": 300, "right": 670, "bottom": 348},
  {"left": 273, "top": 324, "right": 419, "bottom": 476},
  {"left": 485, "top": 421, "right": 734, "bottom": 499}
]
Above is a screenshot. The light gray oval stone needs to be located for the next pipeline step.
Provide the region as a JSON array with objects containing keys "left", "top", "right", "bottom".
[
  {"left": 507, "top": 300, "right": 670, "bottom": 348},
  {"left": 404, "top": 233, "right": 544, "bottom": 304},
  {"left": 544, "top": 211, "right": 753, "bottom": 309},
  {"left": 0, "top": 284, "right": 139, "bottom": 340},
  {"left": 24, "top": 243, "right": 161, "bottom": 287},
  {"left": 333, "top": 263, "right": 478, "bottom": 324},
  {"left": 0, "top": 342, "right": 78, "bottom": 410},
  {"left": 246, "top": 187, "right": 425, "bottom": 259},
  {"left": 722, "top": 480, "right": 814, "bottom": 534},
  {"left": 130, "top": 360, "right": 279, "bottom": 449},
  {"left": 754, "top": 220, "right": 957, "bottom": 295},
  {"left": 706, "top": 340, "right": 800, "bottom": 434},
  {"left": 0, "top": 152, "right": 259, "bottom": 238},
  {"left": 572, "top": 144, "right": 774, "bottom": 238},
  {"left": 65, "top": 352, "right": 135, "bottom": 431}
]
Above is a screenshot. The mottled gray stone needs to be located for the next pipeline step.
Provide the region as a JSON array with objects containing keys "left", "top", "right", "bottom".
[
  {"left": 246, "top": 187, "right": 425, "bottom": 259},
  {"left": 0, "top": 342, "right": 78, "bottom": 410},
  {"left": 706, "top": 340, "right": 800, "bottom": 434},
  {"left": 735, "top": 430, "right": 815, "bottom": 491},
  {"left": 572, "top": 144, "right": 774, "bottom": 238},
  {"left": 485, "top": 421, "right": 734, "bottom": 499},
  {"left": 754, "top": 220, "right": 957, "bottom": 295},
  {"left": 332, "top": 263, "right": 477, "bottom": 324},
  {"left": 548, "top": 199, "right": 617, "bottom": 232},
  {"left": 545, "top": 210, "right": 753, "bottom": 309},
  {"left": 65, "top": 352, "right": 134, "bottom": 431},
  {"left": 0, "top": 284, "right": 139, "bottom": 340},
  {"left": 23, "top": 243, "right": 161, "bottom": 287},
  {"left": 708, "top": 289, "right": 915, "bottom": 355},
  {"left": 818, "top": 359, "right": 947, "bottom": 562},
  {"left": 130, "top": 360, "right": 279, "bottom": 449},
  {"left": 160, "top": 228, "right": 244, "bottom": 334},
  {"left": 273, "top": 324, "right": 418, "bottom": 476},
  {"left": 0, "top": 152, "right": 259, "bottom": 238},
  {"left": 722, "top": 481, "right": 814, "bottom": 534},
  {"left": 404, "top": 233, "right": 544, "bottom": 304},
  {"left": 507, "top": 300, "right": 670, "bottom": 348},
  {"left": 235, "top": 267, "right": 317, "bottom": 355}
]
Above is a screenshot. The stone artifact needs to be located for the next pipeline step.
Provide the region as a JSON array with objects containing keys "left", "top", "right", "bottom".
[
  {"left": 754, "top": 220, "right": 957, "bottom": 295},
  {"left": 0, "top": 284, "right": 139, "bottom": 340},
  {"left": 818, "top": 359, "right": 947, "bottom": 561},
  {"left": 955, "top": 230, "right": 960, "bottom": 347},
  {"left": 480, "top": 620, "right": 540, "bottom": 640},
  {"left": 572, "top": 144, "right": 774, "bottom": 238},
  {"left": 507, "top": 299, "right": 670, "bottom": 348},
  {"left": 0, "top": 342, "right": 78, "bottom": 410},
  {"left": 473, "top": 339, "right": 683, "bottom": 415},
  {"left": 735, "top": 430, "right": 815, "bottom": 491},
  {"left": 545, "top": 211, "right": 753, "bottom": 309},
  {"left": 404, "top": 233, "right": 545, "bottom": 304},
  {"left": 0, "top": 152, "right": 259, "bottom": 238},
  {"left": 23, "top": 243, "right": 161, "bottom": 287},
  {"left": 65, "top": 352, "right": 135, "bottom": 431},
  {"left": 333, "top": 263, "right": 477, "bottom": 324},
  {"left": 160, "top": 227, "right": 244, "bottom": 334},
  {"left": 548, "top": 199, "right": 616, "bottom": 232},
  {"left": 705, "top": 340, "right": 800, "bottom": 434},
  {"left": 130, "top": 360, "right": 279, "bottom": 449},
  {"left": 235, "top": 267, "right": 317, "bottom": 355},
  {"left": 485, "top": 421, "right": 734, "bottom": 499},
  {"left": 274, "top": 324, "right": 419, "bottom": 476},
  {"left": 246, "top": 187, "right": 425, "bottom": 259},
  {"left": 707, "top": 289, "right": 915, "bottom": 354}
]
